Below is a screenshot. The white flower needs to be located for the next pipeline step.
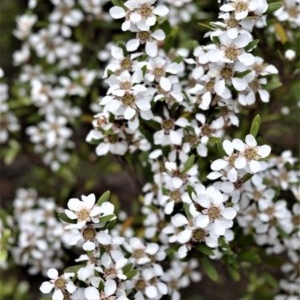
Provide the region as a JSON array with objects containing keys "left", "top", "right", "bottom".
[
  {"left": 233, "top": 134, "right": 271, "bottom": 173},
  {"left": 110, "top": 0, "right": 169, "bottom": 31},
  {"left": 190, "top": 186, "right": 237, "bottom": 236},
  {"left": 65, "top": 193, "right": 114, "bottom": 228},
  {"left": 126, "top": 29, "right": 166, "bottom": 57},
  {"left": 40, "top": 268, "right": 76, "bottom": 300},
  {"left": 221, "top": 0, "right": 268, "bottom": 20}
]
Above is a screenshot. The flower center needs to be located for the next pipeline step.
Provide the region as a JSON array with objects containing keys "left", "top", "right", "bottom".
[
  {"left": 249, "top": 80, "right": 259, "bottom": 92},
  {"left": 54, "top": 277, "right": 67, "bottom": 290},
  {"left": 225, "top": 47, "right": 239, "bottom": 61},
  {"left": 77, "top": 209, "right": 90, "bottom": 222},
  {"left": 104, "top": 267, "right": 117, "bottom": 279},
  {"left": 170, "top": 190, "right": 181, "bottom": 203},
  {"left": 122, "top": 92, "right": 135, "bottom": 106},
  {"left": 226, "top": 17, "right": 239, "bottom": 28},
  {"left": 139, "top": 4, "right": 153, "bottom": 18},
  {"left": 201, "top": 125, "right": 213, "bottom": 136},
  {"left": 153, "top": 67, "right": 165, "bottom": 78},
  {"left": 133, "top": 248, "right": 145, "bottom": 259},
  {"left": 162, "top": 119, "right": 174, "bottom": 132},
  {"left": 244, "top": 148, "right": 258, "bottom": 160},
  {"left": 121, "top": 58, "right": 132, "bottom": 70},
  {"left": 138, "top": 31, "right": 151, "bottom": 42},
  {"left": 221, "top": 67, "right": 233, "bottom": 79},
  {"left": 82, "top": 227, "right": 96, "bottom": 240},
  {"left": 192, "top": 228, "right": 206, "bottom": 242},
  {"left": 108, "top": 134, "right": 119, "bottom": 144},
  {"left": 207, "top": 206, "right": 221, "bottom": 221},
  {"left": 234, "top": 1, "right": 249, "bottom": 12},
  {"left": 205, "top": 80, "right": 215, "bottom": 91},
  {"left": 135, "top": 279, "right": 146, "bottom": 291},
  {"left": 120, "top": 81, "right": 131, "bottom": 90}
]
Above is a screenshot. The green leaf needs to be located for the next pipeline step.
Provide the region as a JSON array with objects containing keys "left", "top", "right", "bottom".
[
  {"left": 201, "top": 257, "right": 219, "bottom": 281},
  {"left": 111, "top": 0, "right": 125, "bottom": 8},
  {"left": 122, "top": 263, "right": 134, "bottom": 274},
  {"left": 228, "top": 267, "right": 241, "bottom": 281},
  {"left": 96, "top": 191, "right": 111, "bottom": 206},
  {"left": 265, "top": 78, "right": 282, "bottom": 90},
  {"left": 216, "top": 140, "right": 226, "bottom": 157},
  {"left": 64, "top": 265, "right": 83, "bottom": 274},
  {"left": 183, "top": 203, "right": 193, "bottom": 219},
  {"left": 125, "top": 269, "right": 139, "bottom": 280},
  {"left": 99, "top": 214, "right": 116, "bottom": 223},
  {"left": 241, "top": 173, "right": 254, "bottom": 183},
  {"left": 249, "top": 114, "right": 261, "bottom": 137},
  {"left": 196, "top": 244, "right": 214, "bottom": 256},
  {"left": 182, "top": 154, "right": 195, "bottom": 173},
  {"left": 244, "top": 39, "right": 259, "bottom": 52},
  {"left": 235, "top": 70, "right": 252, "bottom": 78},
  {"left": 58, "top": 212, "right": 77, "bottom": 224},
  {"left": 267, "top": 2, "right": 282, "bottom": 14}
]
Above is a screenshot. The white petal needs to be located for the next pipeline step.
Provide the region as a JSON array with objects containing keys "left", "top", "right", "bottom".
[
  {"left": 145, "top": 286, "right": 158, "bottom": 298},
  {"left": 40, "top": 282, "right": 54, "bottom": 294},
  {"left": 249, "top": 160, "right": 261, "bottom": 173},
  {"left": 196, "top": 214, "right": 209, "bottom": 228},
  {"left": 154, "top": 5, "right": 169, "bottom": 16},
  {"left": 207, "top": 171, "right": 222, "bottom": 180},
  {"left": 47, "top": 268, "right": 59, "bottom": 279},
  {"left": 160, "top": 77, "right": 171, "bottom": 91},
  {"left": 124, "top": 106, "right": 136, "bottom": 120},
  {"left": 96, "top": 142, "right": 109, "bottom": 156},
  {"left": 214, "top": 79, "right": 225, "bottom": 96},
  {"left": 170, "top": 130, "right": 182, "bottom": 145},
  {"left": 222, "top": 207, "right": 237, "bottom": 220},
  {"left": 232, "top": 138, "right": 245, "bottom": 151},
  {"left": 65, "top": 209, "right": 77, "bottom": 219},
  {"left": 104, "top": 279, "right": 117, "bottom": 297},
  {"left": 177, "top": 229, "right": 192, "bottom": 244},
  {"left": 172, "top": 177, "right": 183, "bottom": 189},
  {"left": 234, "top": 156, "right": 247, "bottom": 169},
  {"left": 172, "top": 214, "right": 188, "bottom": 227},
  {"left": 211, "top": 159, "right": 228, "bottom": 171},
  {"left": 257, "top": 145, "right": 271, "bottom": 158},
  {"left": 53, "top": 289, "right": 64, "bottom": 300},
  {"left": 83, "top": 241, "right": 95, "bottom": 251},
  {"left": 82, "top": 193, "right": 96, "bottom": 208},
  {"left": 227, "top": 168, "right": 238, "bottom": 182},
  {"left": 126, "top": 39, "right": 140, "bottom": 52},
  {"left": 85, "top": 286, "right": 100, "bottom": 300},
  {"left": 258, "top": 89, "right": 269, "bottom": 103},
  {"left": 232, "top": 77, "right": 247, "bottom": 91},
  {"left": 245, "top": 134, "right": 257, "bottom": 147},
  {"left": 152, "top": 29, "right": 165, "bottom": 41},
  {"left": 238, "top": 53, "right": 255, "bottom": 66},
  {"left": 165, "top": 201, "right": 175, "bottom": 215},
  {"left": 109, "top": 6, "right": 126, "bottom": 19},
  {"left": 223, "top": 140, "right": 233, "bottom": 155},
  {"left": 146, "top": 41, "right": 158, "bottom": 57}
]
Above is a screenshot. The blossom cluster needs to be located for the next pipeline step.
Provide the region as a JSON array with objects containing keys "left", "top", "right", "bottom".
[
  {"left": 11, "top": 188, "right": 65, "bottom": 275},
  {"left": 1, "top": 0, "right": 299, "bottom": 300}
]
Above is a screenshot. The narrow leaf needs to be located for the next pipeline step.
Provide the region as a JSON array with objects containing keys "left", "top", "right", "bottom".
[
  {"left": 267, "top": 2, "right": 282, "bottom": 14},
  {"left": 201, "top": 257, "right": 219, "bottom": 281},
  {"left": 249, "top": 114, "right": 261, "bottom": 137},
  {"left": 182, "top": 154, "right": 195, "bottom": 173},
  {"left": 196, "top": 244, "right": 214, "bottom": 256},
  {"left": 96, "top": 191, "right": 111, "bottom": 206},
  {"left": 59, "top": 212, "right": 77, "bottom": 224}
]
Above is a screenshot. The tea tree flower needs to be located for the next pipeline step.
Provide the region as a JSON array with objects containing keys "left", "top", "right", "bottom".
[
  {"left": 40, "top": 268, "right": 76, "bottom": 300},
  {"left": 233, "top": 134, "right": 271, "bottom": 173},
  {"left": 65, "top": 193, "right": 114, "bottom": 228}
]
